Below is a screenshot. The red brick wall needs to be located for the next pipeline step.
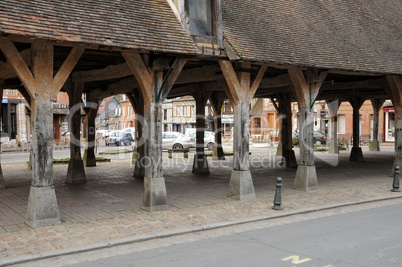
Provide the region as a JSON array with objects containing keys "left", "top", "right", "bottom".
[{"left": 337, "top": 100, "right": 385, "bottom": 142}]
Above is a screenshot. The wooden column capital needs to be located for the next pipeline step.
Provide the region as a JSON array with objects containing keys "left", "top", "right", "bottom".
[{"left": 288, "top": 68, "right": 327, "bottom": 109}]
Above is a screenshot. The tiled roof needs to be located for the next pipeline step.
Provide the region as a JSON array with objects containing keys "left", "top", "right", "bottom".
[
  {"left": 222, "top": 0, "right": 402, "bottom": 74},
  {"left": 0, "top": 0, "right": 197, "bottom": 54}
]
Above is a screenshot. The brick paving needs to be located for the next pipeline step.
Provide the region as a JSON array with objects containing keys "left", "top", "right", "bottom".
[{"left": 0, "top": 147, "right": 399, "bottom": 264}]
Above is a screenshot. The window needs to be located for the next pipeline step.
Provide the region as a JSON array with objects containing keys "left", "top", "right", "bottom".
[
  {"left": 189, "top": 0, "right": 212, "bottom": 36},
  {"left": 338, "top": 115, "right": 346, "bottom": 134},
  {"left": 176, "top": 106, "right": 180, "bottom": 116},
  {"left": 191, "top": 106, "right": 195, "bottom": 116},
  {"left": 164, "top": 109, "right": 167, "bottom": 120},
  {"left": 183, "top": 106, "right": 187, "bottom": 116}
]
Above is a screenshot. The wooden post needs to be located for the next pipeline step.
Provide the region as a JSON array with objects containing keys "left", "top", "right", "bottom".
[
  {"left": 326, "top": 99, "right": 341, "bottom": 154},
  {"left": 288, "top": 68, "right": 327, "bottom": 191},
  {"left": 219, "top": 60, "right": 267, "bottom": 200},
  {"left": 272, "top": 94, "right": 297, "bottom": 168},
  {"left": 66, "top": 81, "right": 86, "bottom": 183},
  {"left": 0, "top": 82, "right": 4, "bottom": 189},
  {"left": 369, "top": 99, "right": 385, "bottom": 151},
  {"left": 83, "top": 103, "right": 99, "bottom": 167},
  {"left": 387, "top": 75, "right": 402, "bottom": 176},
  {"left": 192, "top": 88, "right": 211, "bottom": 174},
  {"left": 123, "top": 52, "right": 186, "bottom": 211},
  {"left": 127, "top": 91, "right": 145, "bottom": 180},
  {"left": 210, "top": 97, "right": 225, "bottom": 160},
  {"left": 349, "top": 97, "right": 365, "bottom": 161},
  {"left": 0, "top": 38, "right": 84, "bottom": 227}
]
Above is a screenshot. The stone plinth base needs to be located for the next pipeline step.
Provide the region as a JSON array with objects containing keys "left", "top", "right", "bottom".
[
  {"left": 369, "top": 141, "right": 380, "bottom": 152},
  {"left": 228, "top": 170, "right": 256, "bottom": 200},
  {"left": 350, "top": 147, "right": 364, "bottom": 162},
  {"left": 25, "top": 186, "right": 61, "bottom": 228},
  {"left": 391, "top": 158, "right": 402, "bottom": 177},
  {"left": 282, "top": 150, "right": 297, "bottom": 168},
  {"left": 84, "top": 149, "right": 96, "bottom": 167},
  {"left": 142, "top": 177, "right": 169, "bottom": 212},
  {"left": 192, "top": 154, "right": 209, "bottom": 174},
  {"left": 66, "top": 159, "right": 86, "bottom": 184},
  {"left": 294, "top": 165, "right": 318, "bottom": 191}
]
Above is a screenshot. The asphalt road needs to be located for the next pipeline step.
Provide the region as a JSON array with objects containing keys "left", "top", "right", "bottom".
[{"left": 71, "top": 203, "right": 402, "bottom": 267}]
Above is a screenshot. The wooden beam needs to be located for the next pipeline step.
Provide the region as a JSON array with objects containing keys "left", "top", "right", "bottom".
[
  {"left": 249, "top": 64, "right": 268, "bottom": 98},
  {"left": 87, "top": 78, "right": 139, "bottom": 101},
  {"left": 0, "top": 38, "right": 35, "bottom": 96},
  {"left": 71, "top": 64, "right": 220, "bottom": 84},
  {"left": 52, "top": 46, "right": 85, "bottom": 92},
  {"left": 121, "top": 52, "right": 152, "bottom": 103},
  {"left": 0, "top": 48, "right": 32, "bottom": 79},
  {"left": 218, "top": 60, "right": 241, "bottom": 104},
  {"left": 321, "top": 78, "right": 388, "bottom": 91},
  {"left": 71, "top": 63, "right": 131, "bottom": 83},
  {"left": 217, "top": 78, "right": 237, "bottom": 106},
  {"left": 161, "top": 56, "right": 187, "bottom": 100},
  {"left": 386, "top": 75, "right": 402, "bottom": 108},
  {"left": 288, "top": 68, "right": 327, "bottom": 109}
]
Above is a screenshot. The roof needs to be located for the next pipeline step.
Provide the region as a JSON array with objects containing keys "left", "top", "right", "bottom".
[
  {"left": 0, "top": 0, "right": 197, "bottom": 54},
  {"left": 222, "top": 0, "right": 402, "bottom": 74}
]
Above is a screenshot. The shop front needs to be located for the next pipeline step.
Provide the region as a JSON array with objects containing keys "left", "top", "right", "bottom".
[{"left": 384, "top": 107, "right": 395, "bottom": 142}]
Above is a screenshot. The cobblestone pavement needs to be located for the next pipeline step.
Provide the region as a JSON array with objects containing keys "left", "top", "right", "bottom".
[{"left": 0, "top": 148, "right": 399, "bottom": 265}]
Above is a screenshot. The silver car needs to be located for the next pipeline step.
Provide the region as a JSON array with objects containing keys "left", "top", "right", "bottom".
[
  {"left": 187, "top": 131, "right": 216, "bottom": 150},
  {"left": 162, "top": 132, "right": 193, "bottom": 150}
]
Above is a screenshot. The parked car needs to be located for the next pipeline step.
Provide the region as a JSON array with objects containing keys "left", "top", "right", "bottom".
[
  {"left": 292, "top": 131, "right": 327, "bottom": 145},
  {"left": 186, "top": 131, "right": 216, "bottom": 150},
  {"left": 106, "top": 130, "right": 125, "bottom": 146},
  {"left": 162, "top": 132, "right": 193, "bottom": 150}
]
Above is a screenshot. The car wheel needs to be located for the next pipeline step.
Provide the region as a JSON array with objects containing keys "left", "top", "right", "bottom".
[
  {"left": 315, "top": 140, "right": 322, "bottom": 145},
  {"left": 172, "top": 143, "right": 183, "bottom": 150},
  {"left": 207, "top": 142, "right": 215, "bottom": 151}
]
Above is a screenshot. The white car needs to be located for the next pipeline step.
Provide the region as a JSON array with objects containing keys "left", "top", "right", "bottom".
[
  {"left": 162, "top": 132, "right": 193, "bottom": 150},
  {"left": 187, "top": 131, "right": 216, "bottom": 150}
]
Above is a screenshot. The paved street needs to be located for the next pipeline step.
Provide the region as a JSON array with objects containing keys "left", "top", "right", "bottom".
[
  {"left": 70, "top": 201, "right": 402, "bottom": 267},
  {"left": 0, "top": 145, "right": 400, "bottom": 266}
]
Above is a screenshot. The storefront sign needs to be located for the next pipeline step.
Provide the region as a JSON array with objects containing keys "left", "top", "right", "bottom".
[{"left": 384, "top": 107, "right": 395, "bottom": 113}]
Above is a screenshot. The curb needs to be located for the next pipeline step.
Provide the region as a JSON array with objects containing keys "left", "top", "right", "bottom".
[{"left": 2, "top": 194, "right": 402, "bottom": 266}]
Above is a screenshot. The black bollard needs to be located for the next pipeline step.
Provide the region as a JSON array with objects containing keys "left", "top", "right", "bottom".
[
  {"left": 272, "top": 177, "right": 283, "bottom": 210},
  {"left": 392, "top": 166, "right": 400, "bottom": 192}
]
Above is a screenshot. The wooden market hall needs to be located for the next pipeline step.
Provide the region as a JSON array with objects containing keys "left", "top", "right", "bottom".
[{"left": 0, "top": 0, "right": 401, "bottom": 228}]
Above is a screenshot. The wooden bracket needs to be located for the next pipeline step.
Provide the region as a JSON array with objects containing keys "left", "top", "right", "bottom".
[
  {"left": 288, "top": 68, "right": 327, "bottom": 110},
  {"left": 0, "top": 38, "right": 84, "bottom": 100},
  {"left": 122, "top": 52, "right": 186, "bottom": 105}
]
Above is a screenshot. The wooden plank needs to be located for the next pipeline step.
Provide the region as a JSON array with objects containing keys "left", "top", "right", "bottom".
[
  {"left": 249, "top": 64, "right": 268, "bottom": 98},
  {"left": 0, "top": 38, "right": 35, "bottom": 96},
  {"left": 218, "top": 60, "right": 241, "bottom": 104},
  {"left": 53, "top": 46, "right": 85, "bottom": 92},
  {"left": 121, "top": 52, "right": 152, "bottom": 103}
]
